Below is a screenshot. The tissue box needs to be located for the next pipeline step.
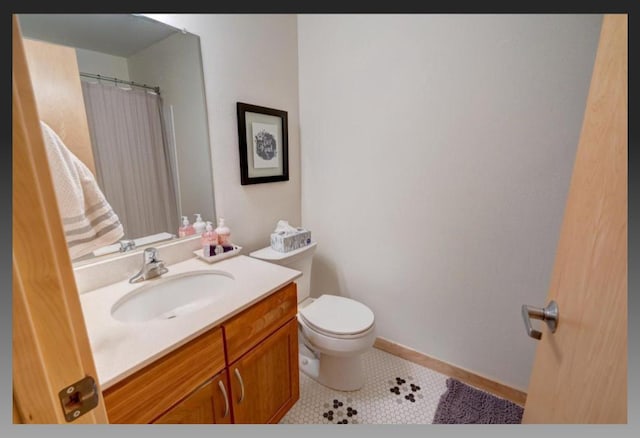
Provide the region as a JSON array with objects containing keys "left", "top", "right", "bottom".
[{"left": 270, "top": 228, "right": 312, "bottom": 253}]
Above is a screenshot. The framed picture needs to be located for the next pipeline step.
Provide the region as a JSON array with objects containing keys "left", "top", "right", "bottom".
[{"left": 237, "top": 102, "right": 289, "bottom": 185}]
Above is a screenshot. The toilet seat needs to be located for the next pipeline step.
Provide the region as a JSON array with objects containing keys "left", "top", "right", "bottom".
[{"left": 298, "top": 294, "right": 375, "bottom": 339}]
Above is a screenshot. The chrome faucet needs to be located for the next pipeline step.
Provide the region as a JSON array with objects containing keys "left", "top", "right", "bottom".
[
  {"left": 119, "top": 239, "right": 136, "bottom": 253},
  {"left": 129, "top": 247, "right": 169, "bottom": 284}
]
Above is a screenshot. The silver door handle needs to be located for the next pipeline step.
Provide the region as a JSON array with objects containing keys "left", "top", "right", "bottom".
[
  {"left": 234, "top": 368, "right": 245, "bottom": 404},
  {"left": 521, "top": 300, "right": 559, "bottom": 340},
  {"left": 217, "top": 380, "right": 229, "bottom": 418}
]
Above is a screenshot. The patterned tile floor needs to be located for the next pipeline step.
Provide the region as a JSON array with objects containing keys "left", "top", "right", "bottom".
[{"left": 280, "top": 347, "right": 450, "bottom": 424}]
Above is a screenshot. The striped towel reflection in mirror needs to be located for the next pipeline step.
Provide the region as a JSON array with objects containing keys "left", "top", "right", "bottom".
[{"left": 39, "top": 121, "right": 124, "bottom": 260}]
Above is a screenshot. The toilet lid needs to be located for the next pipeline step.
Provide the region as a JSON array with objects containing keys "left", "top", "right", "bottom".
[{"left": 299, "top": 295, "right": 374, "bottom": 336}]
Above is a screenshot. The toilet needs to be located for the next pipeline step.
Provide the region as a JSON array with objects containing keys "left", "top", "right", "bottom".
[{"left": 250, "top": 242, "right": 376, "bottom": 391}]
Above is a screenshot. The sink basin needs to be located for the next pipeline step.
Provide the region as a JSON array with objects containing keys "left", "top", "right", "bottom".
[{"left": 111, "top": 270, "right": 234, "bottom": 323}]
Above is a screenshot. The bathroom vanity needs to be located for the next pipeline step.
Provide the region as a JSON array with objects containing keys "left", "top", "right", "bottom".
[{"left": 78, "top": 255, "right": 301, "bottom": 424}]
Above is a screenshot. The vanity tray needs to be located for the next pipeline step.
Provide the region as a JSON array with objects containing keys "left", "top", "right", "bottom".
[{"left": 193, "top": 245, "right": 242, "bottom": 264}]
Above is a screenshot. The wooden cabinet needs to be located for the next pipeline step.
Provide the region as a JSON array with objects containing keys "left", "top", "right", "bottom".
[{"left": 103, "top": 282, "right": 299, "bottom": 424}]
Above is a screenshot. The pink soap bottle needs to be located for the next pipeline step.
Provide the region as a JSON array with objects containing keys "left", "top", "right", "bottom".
[
  {"left": 215, "top": 217, "right": 231, "bottom": 246},
  {"left": 201, "top": 221, "right": 218, "bottom": 256},
  {"left": 178, "top": 216, "right": 195, "bottom": 237}
]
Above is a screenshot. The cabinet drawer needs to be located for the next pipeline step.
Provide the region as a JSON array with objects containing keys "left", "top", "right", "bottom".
[
  {"left": 223, "top": 282, "right": 297, "bottom": 364},
  {"left": 104, "top": 327, "right": 225, "bottom": 424}
]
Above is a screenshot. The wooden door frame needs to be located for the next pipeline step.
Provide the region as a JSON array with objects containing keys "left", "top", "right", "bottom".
[{"left": 12, "top": 14, "right": 108, "bottom": 424}]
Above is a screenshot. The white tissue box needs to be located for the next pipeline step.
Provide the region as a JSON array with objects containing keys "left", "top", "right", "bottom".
[{"left": 270, "top": 228, "right": 311, "bottom": 253}]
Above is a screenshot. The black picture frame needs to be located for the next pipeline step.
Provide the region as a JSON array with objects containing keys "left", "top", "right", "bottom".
[{"left": 237, "top": 102, "right": 289, "bottom": 185}]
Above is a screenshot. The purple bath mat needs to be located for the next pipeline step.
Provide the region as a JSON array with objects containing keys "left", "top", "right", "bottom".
[{"left": 432, "top": 378, "right": 524, "bottom": 424}]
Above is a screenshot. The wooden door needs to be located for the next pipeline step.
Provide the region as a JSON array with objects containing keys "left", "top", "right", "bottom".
[
  {"left": 522, "top": 14, "right": 627, "bottom": 423},
  {"left": 229, "top": 319, "right": 299, "bottom": 424},
  {"left": 12, "top": 15, "right": 108, "bottom": 424},
  {"left": 153, "top": 370, "right": 232, "bottom": 424},
  {"left": 22, "top": 38, "right": 97, "bottom": 175}
]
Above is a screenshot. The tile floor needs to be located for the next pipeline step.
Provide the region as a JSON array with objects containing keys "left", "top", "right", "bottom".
[{"left": 280, "top": 347, "right": 450, "bottom": 424}]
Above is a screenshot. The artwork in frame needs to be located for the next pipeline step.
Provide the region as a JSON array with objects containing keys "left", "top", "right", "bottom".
[{"left": 237, "top": 102, "right": 289, "bottom": 185}]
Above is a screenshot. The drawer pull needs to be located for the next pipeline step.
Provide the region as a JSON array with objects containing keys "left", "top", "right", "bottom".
[
  {"left": 234, "top": 368, "right": 245, "bottom": 404},
  {"left": 217, "top": 380, "right": 229, "bottom": 418}
]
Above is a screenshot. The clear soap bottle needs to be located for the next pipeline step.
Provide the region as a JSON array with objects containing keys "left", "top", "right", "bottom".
[{"left": 193, "top": 213, "right": 206, "bottom": 235}]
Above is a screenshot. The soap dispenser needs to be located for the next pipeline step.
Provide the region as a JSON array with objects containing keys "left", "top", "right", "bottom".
[
  {"left": 178, "top": 216, "right": 195, "bottom": 237},
  {"left": 201, "top": 221, "right": 218, "bottom": 256},
  {"left": 215, "top": 218, "right": 231, "bottom": 246},
  {"left": 193, "top": 213, "right": 206, "bottom": 234}
]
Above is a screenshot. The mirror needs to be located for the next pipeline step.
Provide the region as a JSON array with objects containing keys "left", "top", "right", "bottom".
[{"left": 17, "top": 14, "right": 216, "bottom": 264}]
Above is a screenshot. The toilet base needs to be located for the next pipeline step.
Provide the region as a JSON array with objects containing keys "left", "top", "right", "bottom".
[
  {"left": 298, "top": 343, "right": 365, "bottom": 392},
  {"left": 318, "top": 353, "right": 364, "bottom": 391},
  {"left": 299, "top": 342, "right": 320, "bottom": 379}
]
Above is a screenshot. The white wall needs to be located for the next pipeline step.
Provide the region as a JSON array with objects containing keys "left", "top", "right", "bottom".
[
  {"left": 75, "top": 48, "right": 130, "bottom": 80},
  {"left": 142, "top": 14, "right": 301, "bottom": 252},
  {"left": 297, "top": 14, "right": 601, "bottom": 390},
  {"left": 128, "top": 32, "right": 216, "bottom": 226}
]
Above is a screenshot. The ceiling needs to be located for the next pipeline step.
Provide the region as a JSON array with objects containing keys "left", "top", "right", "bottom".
[{"left": 17, "top": 14, "right": 179, "bottom": 57}]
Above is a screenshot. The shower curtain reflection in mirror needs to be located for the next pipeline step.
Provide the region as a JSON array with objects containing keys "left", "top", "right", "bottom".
[{"left": 81, "top": 81, "right": 180, "bottom": 240}]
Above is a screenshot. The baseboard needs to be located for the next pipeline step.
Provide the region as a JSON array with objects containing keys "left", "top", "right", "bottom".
[{"left": 373, "top": 337, "right": 527, "bottom": 407}]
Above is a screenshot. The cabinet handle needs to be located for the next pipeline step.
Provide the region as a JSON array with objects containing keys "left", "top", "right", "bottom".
[
  {"left": 234, "top": 368, "right": 245, "bottom": 404},
  {"left": 217, "top": 380, "right": 229, "bottom": 418}
]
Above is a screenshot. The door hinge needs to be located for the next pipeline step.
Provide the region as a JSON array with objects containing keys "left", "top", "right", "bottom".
[{"left": 58, "top": 375, "right": 99, "bottom": 422}]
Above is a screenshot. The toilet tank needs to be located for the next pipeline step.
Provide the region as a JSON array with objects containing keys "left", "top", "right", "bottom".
[{"left": 249, "top": 242, "right": 317, "bottom": 303}]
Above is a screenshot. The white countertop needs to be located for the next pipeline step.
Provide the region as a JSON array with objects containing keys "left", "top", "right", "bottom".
[{"left": 79, "top": 254, "right": 301, "bottom": 390}]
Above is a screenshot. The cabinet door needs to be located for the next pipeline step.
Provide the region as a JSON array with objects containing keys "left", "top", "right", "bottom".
[
  {"left": 229, "top": 319, "right": 299, "bottom": 424},
  {"left": 153, "top": 379, "right": 215, "bottom": 424},
  {"left": 153, "top": 370, "right": 232, "bottom": 424}
]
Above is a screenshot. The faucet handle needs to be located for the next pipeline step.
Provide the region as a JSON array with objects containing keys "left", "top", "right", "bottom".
[
  {"left": 143, "top": 247, "right": 159, "bottom": 263},
  {"left": 119, "top": 239, "right": 136, "bottom": 252}
]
